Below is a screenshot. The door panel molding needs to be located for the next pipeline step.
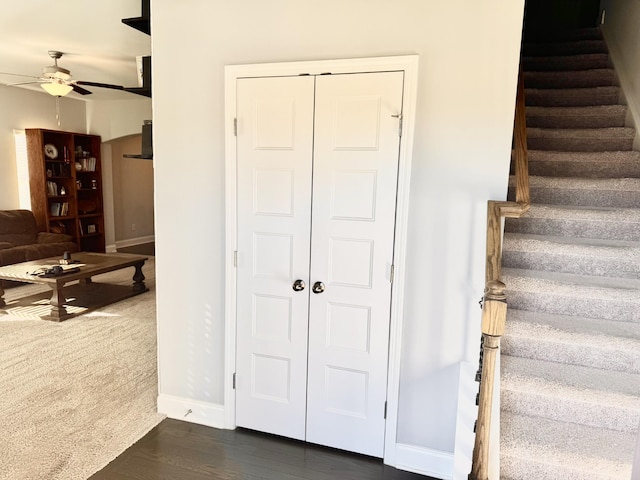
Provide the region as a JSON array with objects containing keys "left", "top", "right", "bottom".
[{"left": 225, "top": 55, "right": 419, "bottom": 467}]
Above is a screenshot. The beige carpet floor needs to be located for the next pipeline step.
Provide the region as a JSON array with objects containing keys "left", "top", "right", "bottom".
[{"left": 0, "top": 257, "right": 164, "bottom": 480}]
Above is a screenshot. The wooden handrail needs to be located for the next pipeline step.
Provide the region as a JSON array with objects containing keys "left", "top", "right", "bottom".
[{"left": 470, "top": 63, "right": 530, "bottom": 480}]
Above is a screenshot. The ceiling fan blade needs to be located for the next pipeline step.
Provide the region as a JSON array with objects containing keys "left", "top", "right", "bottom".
[
  {"left": 6, "top": 80, "right": 44, "bottom": 86},
  {"left": 0, "top": 72, "right": 41, "bottom": 79},
  {"left": 76, "top": 81, "right": 124, "bottom": 91},
  {"left": 72, "top": 84, "right": 93, "bottom": 95}
]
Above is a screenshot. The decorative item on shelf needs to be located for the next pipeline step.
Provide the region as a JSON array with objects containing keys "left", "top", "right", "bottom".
[
  {"left": 91, "top": 179, "right": 97, "bottom": 189},
  {"left": 76, "top": 180, "right": 82, "bottom": 189},
  {"left": 50, "top": 222, "right": 66, "bottom": 234},
  {"left": 60, "top": 186, "right": 66, "bottom": 195},
  {"left": 78, "top": 199, "right": 97, "bottom": 214},
  {"left": 75, "top": 162, "right": 82, "bottom": 172},
  {"left": 87, "top": 224, "right": 97, "bottom": 234},
  {"left": 46, "top": 168, "right": 53, "bottom": 178},
  {"left": 44, "top": 144, "right": 58, "bottom": 159}
]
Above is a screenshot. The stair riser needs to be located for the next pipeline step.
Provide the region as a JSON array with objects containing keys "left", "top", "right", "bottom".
[
  {"left": 505, "top": 218, "right": 640, "bottom": 241},
  {"left": 502, "top": 335, "right": 640, "bottom": 374},
  {"left": 501, "top": 389, "right": 640, "bottom": 432},
  {"left": 524, "top": 28, "right": 604, "bottom": 42},
  {"left": 527, "top": 136, "right": 634, "bottom": 151},
  {"left": 506, "top": 290, "right": 640, "bottom": 323},
  {"left": 526, "top": 112, "right": 626, "bottom": 129},
  {"left": 508, "top": 186, "right": 640, "bottom": 208},
  {"left": 525, "top": 159, "right": 640, "bottom": 178},
  {"left": 523, "top": 54, "right": 612, "bottom": 72},
  {"left": 525, "top": 88, "right": 620, "bottom": 107},
  {"left": 523, "top": 40, "right": 608, "bottom": 56},
  {"left": 524, "top": 70, "right": 617, "bottom": 89},
  {"left": 502, "top": 250, "right": 640, "bottom": 279}
]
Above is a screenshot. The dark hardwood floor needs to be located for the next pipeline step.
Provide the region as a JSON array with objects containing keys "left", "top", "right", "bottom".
[
  {"left": 117, "top": 242, "right": 155, "bottom": 256},
  {"left": 90, "top": 419, "right": 435, "bottom": 480}
]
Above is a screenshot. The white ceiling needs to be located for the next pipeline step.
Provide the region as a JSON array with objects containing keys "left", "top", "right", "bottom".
[{"left": 0, "top": 0, "right": 151, "bottom": 101}]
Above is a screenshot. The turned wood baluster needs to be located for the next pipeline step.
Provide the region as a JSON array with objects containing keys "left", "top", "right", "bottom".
[{"left": 469, "top": 280, "right": 507, "bottom": 480}]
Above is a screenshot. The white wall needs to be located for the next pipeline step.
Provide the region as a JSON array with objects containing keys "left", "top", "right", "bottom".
[
  {"left": 600, "top": 0, "right": 640, "bottom": 134},
  {"left": 109, "top": 135, "right": 155, "bottom": 242},
  {"left": 152, "top": 0, "right": 524, "bottom": 473},
  {"left": 85, "top": 99, "right": 152, "bottom": 249},
  {"left": 86, "top": 99, "right": 151, "bottom": 142},
  {"left": 0, "top": 85, "right": 86, "bottom": 209}
]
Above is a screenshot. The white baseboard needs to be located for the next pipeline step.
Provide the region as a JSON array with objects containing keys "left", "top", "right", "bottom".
[
  {"left": 394, "top": 443, "right": 454, "bottom": 480},
  {"left": 115, "top": 234, "right": 155, "bottom": 249},
  {"left": 157, "top": 394, "right": 226, "bottom": 429},
  {"left": 106, "top": 244, "right": 117, "bottom": 253}
]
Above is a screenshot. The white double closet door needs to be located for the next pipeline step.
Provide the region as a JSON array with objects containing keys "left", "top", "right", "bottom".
[{"left": 235, "top": 71, "right": 403, "bottom": 458}]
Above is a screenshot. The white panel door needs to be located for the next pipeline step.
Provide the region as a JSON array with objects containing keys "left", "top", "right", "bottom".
[
  {"left": 236, "top": 72, "right": 403, "bottom": 456},
  {"left": 235, "top": 76, "right": 315, "bottom": 440},
  {"left": 306, "top": 72, "right": 404, "bottom": 457}
]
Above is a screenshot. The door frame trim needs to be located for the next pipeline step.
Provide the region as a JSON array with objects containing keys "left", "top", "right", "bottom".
[{"left": 224, "top": 55, "right": 419, "bottom": 466}]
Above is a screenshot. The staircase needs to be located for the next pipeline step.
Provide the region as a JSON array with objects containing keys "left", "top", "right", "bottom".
[{"left": 499, "top": 27, "right": 640, "bottom": 479}]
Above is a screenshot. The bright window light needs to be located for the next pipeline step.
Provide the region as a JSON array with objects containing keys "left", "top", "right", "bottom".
[{"left": 14, "top": 129, "right": 31, "bottom": 210}]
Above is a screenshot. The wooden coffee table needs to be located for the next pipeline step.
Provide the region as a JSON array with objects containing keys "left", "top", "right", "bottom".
[{"left": 0, "top": 252, "right": 149, "bottom": 321}]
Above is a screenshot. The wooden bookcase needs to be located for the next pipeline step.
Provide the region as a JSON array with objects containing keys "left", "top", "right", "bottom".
[{"left": 26, "top": 128, "right": 106, "bottom": 252}]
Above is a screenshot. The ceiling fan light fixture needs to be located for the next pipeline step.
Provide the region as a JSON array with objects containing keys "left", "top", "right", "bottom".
[{"left": 41, "top": 81, "right": 72, "bottom": 97}]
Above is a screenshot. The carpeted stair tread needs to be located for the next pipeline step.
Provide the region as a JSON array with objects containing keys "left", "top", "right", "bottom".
[
  {"left": 502, "top": 314, "right": 640, "bottom": 374},
  {"left": 505, "top": 307, "right": 640, "bottom": 342},
  {"left": 522, "top": 39, "right": 608, "bottom": 57},
  {"left": 501, "top": 362, "right": 640, "bottom": 432},
  {"left": 502, "top": 355, "right": 640, "bottom": 399},
  {"left": 509, "top": 175, "right": 640, "bottom": 207},
  {"left": 502, "top": 267, "right": 640, "bottom": 323},
  {"left": 526, "top": 105, "right": 627, "bottom": 128},
  {"left": 525, "top": 86, "right": 621, "bottom": 106},
  {"left": 524, "top": 68, "right": 617, "bottom": 89},
  {"left": 502, "top": 232, "right": 640, "bottom": 278},
  {"left": 501, "top": 412, "right": 635, "bottom": 480},
  {"left": 505, "top": 204, "right": 640, "bottom": 241},
  {"left": 527, "top": 127, "right": 635, "bottom": 151},
  {"left": 522, "top": 53, "right": 612, "bottom": 72},
  {"left": 526, "top": 150, "right": 640, "bottom": 178}
]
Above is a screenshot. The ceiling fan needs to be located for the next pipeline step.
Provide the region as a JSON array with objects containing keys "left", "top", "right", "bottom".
[{"left": 0, "top": 50, "right": 125, "bottom": 97}]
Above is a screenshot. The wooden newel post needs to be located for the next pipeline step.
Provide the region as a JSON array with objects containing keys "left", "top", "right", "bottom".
[{"left": 470, "top": 280, "right": 507, "bottom": 480}]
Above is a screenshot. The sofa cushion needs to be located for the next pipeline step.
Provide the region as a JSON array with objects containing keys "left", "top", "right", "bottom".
[
  {"left": 23, "top": 242, "right": 80, "bottom": 262},
  {"left": 0, "top": 247, "right": 28, "bottom": 266},
  {"left": 0, "top": 242, "right": 13, "bottom": 250},
  {"left": 0, "top": 210, "right": 38, "bottom": 246}
]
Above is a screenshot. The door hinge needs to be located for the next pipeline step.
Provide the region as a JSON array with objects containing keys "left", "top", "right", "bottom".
[
  {"left": 234, "top": 250, "right": 238, "bottom": 267},
  {"left": 233, "top": 118, "right": 238, "bottom": 137},
  {"left": 232, "top": 372, "right": 236, "bottom": 389},
  {"left": 384, "top": 401, "right": 388, "bottom": 419},
  {"left": 390, "top": 265, "right": 395, "bottom": 284},
  {"left": 392, "top": 114, "right": 403, "bottom": 137}
]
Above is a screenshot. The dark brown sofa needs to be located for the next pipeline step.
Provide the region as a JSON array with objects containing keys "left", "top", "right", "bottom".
[{"left": 0, "top": 210, "right": 80, "bottom": 267}]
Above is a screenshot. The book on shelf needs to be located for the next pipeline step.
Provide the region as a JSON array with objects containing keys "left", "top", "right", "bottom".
[
  {"left": 79, "top": 157, "right": 97, "bottom": 172},
  {"left": 49, "top": 202, "right": 69, "bottom": 217},
  {"left": 47, "top": 181, "right": 58, "bottom": 196}
]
